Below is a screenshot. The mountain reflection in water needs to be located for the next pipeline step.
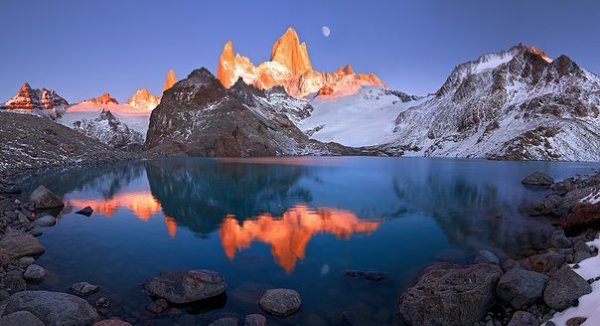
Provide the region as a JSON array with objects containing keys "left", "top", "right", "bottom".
[{"left": 219, "top": 205, "right": 381, "bottom": 272}]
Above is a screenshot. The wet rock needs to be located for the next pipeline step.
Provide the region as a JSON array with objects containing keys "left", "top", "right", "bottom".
[
  {"left": 522, "top": 172, "right": 554, "bottom": 187},
  {"left": 18, "top": 256, "right": 35, "bottom": 268},
  {"left": 398, "top": 263, "right": 503, "bottom": 326},
  {"left": 29, "top": 185, "right": 64, "bottom": 210},
  {"left": 71, "top": 281, "right": 100, "bottom": 296},
  {"left": 544, "top": 267, "right": 591, "bottom": 310},
  {"left": 209, "top": 316, "right": 240, "bottom": 326},
  {"left": 0, "top": 232, "right": 44, "bottom": 258},
  {"left": 244, "top": 314, "right": 267, "bottom": 326},
  {"left": 146, "top": 298, "right": 168, "bottom": 314},
  {"left": 343, "top": 270, "right": 386, "bottom": 281},
  {"left": 520, "top": 251, "right": 565, "bottom": 275},
  {"left": 144, "top": 269, "right": 226, "bottom": 304},
  {"left": 550, "top": 230, "right": 571, "bottom": 248},
  {"left": 475, "top": 249, "right": 500, "bottom": 264},
  {"left": 496, "top": 268, "right": 548, "bottom": 309},
  {"left": 566, "top": 317, "right": 587, "bottom": 326},
  {"left": 76, "top": 206, "right": 94, "bottom": 216},
  {"left": 507, "top": 311, "right": 539, "bottom": 326},
  {"left": 2, "top": 270, "right": 26, "bottom": 294},
  {"left": 35, "top": 215, "right": 56, "bottom": 227},
  {"left": 4, "top": 290, "right": 99, "bottom": 325},
  {"left": 23, "top": 264, "right": 48, "bottom": 283},
  {"left": 259, "top": 288, "right": 301, "bottom": 317},
  {"left": 573, "top": 240, "right": 591, "bottom": 253},
  {"left": 93, "top": 319, "right": 133, "bottom": 326},
  {"left": 0, "top": 311, "right": 44, "bottom": 326}
]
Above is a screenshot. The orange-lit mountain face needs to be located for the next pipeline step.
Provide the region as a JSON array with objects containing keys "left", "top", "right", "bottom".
[
  {"left": 219, "top": 205, "right": 381, "bottom": 273},
  {"left": 163, "top": 68, "right": 177, "bottom": 92},
  {"left": 85, "top": 93, "right": 120, "bottom": 105},
  {"left": 217, "top": 28, "right": 387, "bottom": 99}
]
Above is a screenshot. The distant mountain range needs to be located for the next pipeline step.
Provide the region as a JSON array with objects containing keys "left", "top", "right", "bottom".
[{"left": 2, "top": 28, "right": 599, "bottom": 161}]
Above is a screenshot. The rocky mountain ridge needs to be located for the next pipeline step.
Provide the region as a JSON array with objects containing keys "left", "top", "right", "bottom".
[{"left": 1, "top": 83, "right": 69, "bottom": 119}]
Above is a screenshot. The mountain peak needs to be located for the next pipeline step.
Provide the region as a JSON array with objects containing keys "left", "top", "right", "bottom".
[
  {"left": 527, "top": 45, "right": 553, "bottom": 63},
  {"left": 87, "top": 93, "right": 119, "bottom": 105},
  {"left": 270, "top": 27, "right": 312, "bottom": 76},
  {"left": 3, "top": 83, "right": 68, "bottom": 113},
  {"left": 126, "top": 88, "right": 160, "bottom": 111},
  {"left": 164, "top": 69, "right": 177, "bottom": 92}
]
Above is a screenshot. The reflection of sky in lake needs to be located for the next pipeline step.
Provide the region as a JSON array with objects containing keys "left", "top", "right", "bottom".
[{"left": 22, "top": 157, "right": 598, "bottom": 325}]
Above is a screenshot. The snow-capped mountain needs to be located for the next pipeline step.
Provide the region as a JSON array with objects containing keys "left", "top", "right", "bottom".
[
  {"left": 1, "top": 83, "right": 69, "bottom": 119},
  {"left": 298, "top": 87, "right": 424, "bottom": 147},
  {"left": 384, "top": 44, "right": 600, "bottom": 160},
  {"left": 217, "top": 28, "right": 386, "bottom": 99},
  {"left": 125, "top": 88, "right": 160, "bottom": 111},
  {"left": 85, "top": 93, "right": 120, "bottom": 105},
  {"left": 144, "top": 68, "right": 357, "bottom": 156},
  {"left": 69, "top": 109, "right": 144, "bottom": 151}
]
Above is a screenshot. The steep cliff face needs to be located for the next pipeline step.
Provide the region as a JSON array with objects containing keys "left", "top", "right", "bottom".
[
  {"left": 144, "top": 68, "right": 355, "bottom": 157},
  {"left": 216, "top": 28, "right": 386, "bottom": 98},
  {"left": 163, "top": 69, "right": 177, "bottom": 92},
  {"left": 2, "top": 83, "right": 69, "bottom": 119}
]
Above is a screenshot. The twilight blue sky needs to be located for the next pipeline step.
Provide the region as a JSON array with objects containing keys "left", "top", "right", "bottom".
[{"left": 1, "top": 0, "right": 599, "bottom": 103}]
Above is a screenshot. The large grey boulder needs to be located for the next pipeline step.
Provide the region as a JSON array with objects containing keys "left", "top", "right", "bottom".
[
  {"left": 258, "top": 288, "right": 301, "bottom": 317},
  {"left": 496, "top": 268, "right": 549, "bottom": 309},
  {"left": 522, "top": 172, "right": 554, "bottom": 187},
  {"left": 3, "top": 291, "right": 99, "bottom": 325},
  {"left": 398, "top": 263, "right": 503, "bottom": 326},
  {"left": 0, "top": 311, "right": 44, "bottom": 326},
  {"left": 29, "top": 186, "right": 64, "bottom": 209},
  {"left": 0, "top": 232, "right": 45, "bottom": 259},
  {"left": 144, "top": 269, "right": 226, "bottom": 304},
  {"left": 544, "top": 267, "right": 592, "bottom": 310}
]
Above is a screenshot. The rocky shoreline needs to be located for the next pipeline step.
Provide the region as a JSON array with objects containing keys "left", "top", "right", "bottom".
[
  {"left": 398, "top": 171, "right": 600, "bottom": 326},
  {"left": 1, "top": 166, "right": 600, "bottom": 325}
]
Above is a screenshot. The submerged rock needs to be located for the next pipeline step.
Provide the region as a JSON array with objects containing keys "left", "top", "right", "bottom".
[
  {"left": 23, "top": 264, "right": 48, "bottom": 283},
  {"left": 244, "top": 314, "right": 267, "bottom": 326},
  {"left": 3, "top": 290, "right": 99, "bottom": 325},
  {"left": 29, "top": 185, "right": 64, "bottom": 209},
  {"left": 146, "top": 298, "right": 168, "bottom": 314},
  {"left": 343, "top": 270, "right": 386, "bottom": 281},
  {"left": 144, "top": 269, "right": 226, "bottom": 304},
  {"left": 208, "top": 316, "right": 240, "bottom": 326},
  {"left": 522, "top": 172, "right": 554, "bottom": 187},
  {"left": 0, "top": 311, "right": 44, "bottom": 326},
  {"left": 496, "top": 268, "right": 548, "bottom": 309},
  {"left": 93, "top": 320, "right": 132, "bottom": 326},
  {"left": 71, "top": 282, "right": 100, "bottom": 296},
  {"left": 475, "top": 249, "right": 501, "bottom": 265},
  {"left": 35, "top": 215, "right": 56, "bottom": 227},
  {"left": 398, "top": 263, "right": 503, "bottom": 326},
  {"left": 258, "top": 288, "right": 301, "bottom": 317},
  {"left": 543, "top": 266, "right": 591, "bottom": 310}
]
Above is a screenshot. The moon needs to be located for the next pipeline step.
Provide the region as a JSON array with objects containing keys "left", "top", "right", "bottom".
[{"left": 322, "top": 26, "right": 331, "bottom": 37}]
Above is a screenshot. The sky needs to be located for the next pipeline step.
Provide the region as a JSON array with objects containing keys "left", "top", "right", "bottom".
[{"left": 1, "top": 0, "right": 599, "bottom": 103}]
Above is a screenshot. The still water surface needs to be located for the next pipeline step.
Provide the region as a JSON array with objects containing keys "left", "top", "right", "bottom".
[{"left": 21, "top": 157, "right": 598, "bottom": 325}]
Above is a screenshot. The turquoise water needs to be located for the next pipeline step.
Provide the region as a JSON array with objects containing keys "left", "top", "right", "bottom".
[{"left": 23, "top": 157, "right": 598, "bottom": 325}]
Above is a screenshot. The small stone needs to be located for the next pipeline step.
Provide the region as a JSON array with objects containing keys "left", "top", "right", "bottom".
[
  {"left": 144, "top": 269, "right": 226, "bottom": 304},
  {"left": 258, "top": 288, "right": 301, "bottom": 317},
  {"left": 93, "top": 320, "right": 133, "bottom": 326},
  {"left": 522, "top": 172, "right": 554, "bottom": 187},
  {"left": 507, "top": 311, "right": 539, "bottom": 326},
  {"left": 76, "top": 206, "right": 94, "bottom": 216},
  {"left": 475, "top": 250, "right": 500, "bottom": 264},
  {"left": 18, "top": 256, "right": 35, "bottom": 267},
  {"left": 23, "top": 264, "right": 48, "bottom": 283},
  {"left": 71, "top": 281, "right": 100, "bottom": 296},
  {"left": 29, "top": 185, "right": 64, "bottom": 209},
  {"left": 244, "top": 314, "right": 267, "bottom": 326},
  {"left": 35, "top": 215, "right": 56, "bottom": 227},
  {"left": 146, "top": 298, "right": 168, "bottom": 314},
  {"left": 566, "top": 317, "right": 587, "bottom": 326},
  {"left": 343, "top": 270, "right": 386, "bottom": 281},
  {"left": 573, "top": 240, "right": 590, "bottom": 253},
  {"left": 573, "top": 250, "right": 592, "bottom": 263},
  {"left": 95, "top": 297, "right": 110, "bottom": 308},
  {"left": 208, "top": 316, "right": 240, "bottom": 326}
]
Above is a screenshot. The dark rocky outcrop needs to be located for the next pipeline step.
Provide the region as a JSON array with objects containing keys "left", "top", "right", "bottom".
[
  {"left": 144, "top": 68, "right": 357, "bottom": 157},
  {"left": 398, "top": 263, "right": 503, "bottom": 326},
  {"left": 496, "top": 268, "right": 549, "bottom": 309},
  {"left": 522, "top": 172, "right": 554, "bottom": 187}
]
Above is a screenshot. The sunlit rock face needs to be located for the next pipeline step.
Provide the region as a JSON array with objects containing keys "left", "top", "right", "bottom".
[
  {"left": 163, "top": 68, "right": 177, "bottom": 92},
  {"left": 217, "top": 28, "right": 386, "bottom": 98},
  {"left": 3, "top": 83, "right": 69, "bottom": 111},
  {"left": 219, "top": 205, "right": 381, "bottom": 272},
  {"left": 125, "top": 88, "right": 160, "bottom": 111},
  {"left": 85, "top": 93, "right": 119, "bottom": 105}
]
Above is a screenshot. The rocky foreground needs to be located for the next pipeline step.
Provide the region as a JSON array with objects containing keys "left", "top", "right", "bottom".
[{"left": 398, "top": 171, "right": 600, "bottom": 326}]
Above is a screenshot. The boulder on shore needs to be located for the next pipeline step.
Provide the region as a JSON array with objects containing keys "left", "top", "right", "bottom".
[
  {"left": 560, "top": 202, "right": 600, "bottom": 233},
  {"left": 144, "top": 269, "right": 226, "bottom": 304},
  {"left": 398, "top": 263, "right": 503, "bottom": 326},
  {"left": 0, "top": 311, "right": 44, "bottom": 326},
  {"left": 543, "top": 266, "right": 591, "bottom": 310},
  {"left": 258, "top": 288, "right": 302, "bottom": 317},
  {"left": 0, "top": 232, "right": 44, "bottom": 259},
  {"left": 522, "top": 172, "right": 554, "bottom": 187},
  {"left": 496, "top": 268, "right": 548, "bottom": 309},
  {"left": 3, "top": 290, "right": 99, "bottom": 325},
  {"left": 29, "top": 185, "right": 64, "bottom": 209}
]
